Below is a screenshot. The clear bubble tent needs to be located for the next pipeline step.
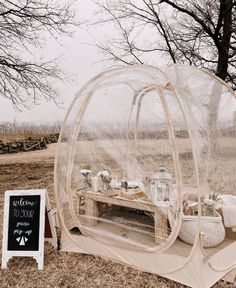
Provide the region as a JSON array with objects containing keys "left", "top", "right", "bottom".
[{"left": 55, "top": 64, "right": 236, "bottom": 288}]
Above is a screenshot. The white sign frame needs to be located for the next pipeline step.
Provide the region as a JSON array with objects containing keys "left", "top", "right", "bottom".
[
  {"left": 2, "top": 189, "right": 46, "bottom": 270},
  {"left": 45, "top": 196, "right": 57, "bottom": 249}
]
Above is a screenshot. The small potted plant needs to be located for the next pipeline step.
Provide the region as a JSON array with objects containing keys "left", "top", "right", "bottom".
[{"left": 80, "top": 165, "right": 91, "bottom": 192}]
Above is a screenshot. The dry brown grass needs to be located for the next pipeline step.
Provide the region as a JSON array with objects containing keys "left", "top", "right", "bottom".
[
  {"left": 0, "top": 145, "right": 234, "bottom": 287},
  {"left": 0, "top": 121, "right": 60, "bottom": 142}
]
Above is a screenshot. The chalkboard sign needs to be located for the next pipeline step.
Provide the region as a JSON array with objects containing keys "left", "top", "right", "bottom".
[
  {"left": 8, "top": 195, "right": 41, "bottom": 251},
  {"left": 2, "top": 190, "right": 46, "bottom": 270}
]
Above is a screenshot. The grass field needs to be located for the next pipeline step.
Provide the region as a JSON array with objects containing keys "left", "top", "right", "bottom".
[
  {"left": 0, "top": 142, "right": 234, "bottom": 287},
  {"left": 0, "top": 122, "right": 60, "bottom": 142}
]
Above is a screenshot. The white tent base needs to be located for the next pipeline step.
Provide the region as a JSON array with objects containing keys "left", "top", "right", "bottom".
[
  {"left": 60, "top": 231, "right": 236, "bottom": 288},
  {"left": 222, "top": 267, "right": 236, "bottom": 283}
]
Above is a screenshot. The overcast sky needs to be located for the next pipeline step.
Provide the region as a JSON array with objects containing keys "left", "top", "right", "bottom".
[{"left": 0, "top": 1, "right": 108, "bottom": 124}]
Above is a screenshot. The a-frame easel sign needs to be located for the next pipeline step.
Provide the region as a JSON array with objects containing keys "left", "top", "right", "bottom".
[{"left": 1, "top": 189, "right": 57, "bottom": 270}]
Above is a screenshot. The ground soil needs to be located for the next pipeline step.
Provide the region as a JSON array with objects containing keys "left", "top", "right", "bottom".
[{"left": 0, "top": 144, "right": 234, "bottom": 287}]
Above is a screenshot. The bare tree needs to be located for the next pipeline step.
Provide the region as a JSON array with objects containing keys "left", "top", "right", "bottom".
[
  {"left": 94, "top": 0, "right": 236, "bottom": 89},
  {"left": 0, "top": 0, "right": 78, "bottom": 108}
]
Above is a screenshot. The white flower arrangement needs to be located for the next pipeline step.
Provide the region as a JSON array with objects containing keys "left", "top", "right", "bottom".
[
  {"left": 97, "top": 169, "right": 112, "bottom": 190},
  {"left": 97, "top": 170, "right": 109, "bottom": 177},
  {"left": 80, "top": 169, "right": 91, "bottom": 176}
]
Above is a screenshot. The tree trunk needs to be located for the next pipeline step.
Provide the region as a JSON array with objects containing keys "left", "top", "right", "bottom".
[
  {"left": 216, "top": 0, "right": 232, "bottom": 81},
  {"left": 205, "top": 0, "right": 233, "bottom": 165}
]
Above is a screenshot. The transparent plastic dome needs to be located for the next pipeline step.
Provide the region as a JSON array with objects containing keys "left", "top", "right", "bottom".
[{"left": 55, "top": 64, "right": 236, "bottom": 287}]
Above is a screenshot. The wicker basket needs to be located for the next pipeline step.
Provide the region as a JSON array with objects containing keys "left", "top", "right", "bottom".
[{"left": 178, "top": 211, "right": 225, "bottom": 248}]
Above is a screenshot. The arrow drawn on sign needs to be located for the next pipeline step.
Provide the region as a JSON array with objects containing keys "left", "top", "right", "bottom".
[{"left": 16, "top": 236, "right": 28, "bottom": 246}]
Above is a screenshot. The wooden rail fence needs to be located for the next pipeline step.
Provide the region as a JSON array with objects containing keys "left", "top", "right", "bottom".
[{"left": 0, "top": 134, "right": 59, "bottom": 154}]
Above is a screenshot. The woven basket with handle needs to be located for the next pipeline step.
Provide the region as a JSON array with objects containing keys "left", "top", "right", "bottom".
[{"left": 178, "top": 211, "right": 225, "bottom": 248}]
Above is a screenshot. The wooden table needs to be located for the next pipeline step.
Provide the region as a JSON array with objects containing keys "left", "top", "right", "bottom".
[{"left": 83, "top": 191, "right": 169, "bottom": 244}]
